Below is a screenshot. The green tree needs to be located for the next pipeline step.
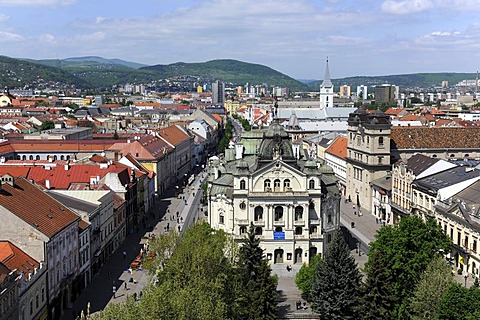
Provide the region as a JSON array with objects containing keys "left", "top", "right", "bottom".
[
  {"left": 295, "top": 254, "right": 322, "bottom": 300},
  {"left": 40, "top": 120, "right": 55, "bottom": 131},
  {"left": 311, "top": 231, "right": 362, "bottom": 320},
  {"left": 436, "top": 283, "right": 469, "bottom": 320},
  {"left": 238, "top": 223, "right": 278, "bottom": 320},
  {"left": 96, "top": 222, "right": 239, "bottom": 320},
  {"left": 365, "top": 216, "right": 451, "bottom": 318},
  {"left": 408, "top": 255, "right": 454, "bottom": 319},
  {"left": 360, "top": 250, "right": 397, "bottom": 320}
]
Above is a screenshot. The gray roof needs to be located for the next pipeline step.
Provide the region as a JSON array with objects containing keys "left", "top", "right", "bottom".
[
  {"left": 404, "top": 154, "right": 441, "bottom": 176},
  {"left": 415, "top": 167, "right": 480, "bottom": 192}
]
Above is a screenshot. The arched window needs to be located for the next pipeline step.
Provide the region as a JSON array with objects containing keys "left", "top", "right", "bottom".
[
  {"left": 274, "top": 206, "right": 283, "bottom": 222},
  {"left": 239, "top": 226, "right": 247, "bottom": 234},
  {"left": 308, "top": 179, "right": 315, "bottom": 189},
  {"left": 264, "top": 179, "right": 271, "bottom": 191},
  {"left": 22, "top": 155, "right": 26, "bottom": 160},
  {"left": 29, "top": 155, "right": 33, "bottom": 160},
  {"left": 254, "top": 206, "right": 263, "bottom": 221},
  {"left": 240, "top": 179, "right": 246, "bottom": 190},
  {"left": 378, "top": 137, "right": 384, "bottom": 147},
  {"left": 295, "top": 206, "right": 303, "bottom": 221},
  {"left": 274, "top": 179, "right": 281, "bottom": 192},
  {"left": 219, "top": 213, "right": 224, "bottom": 224},
  {"left": 275, "top": 226, "right": 283, "bottom": 232},
  {"left": 53, "top": 155, "right": 57, "bottom": 161},
  {"left": 36, "top": 155, "right": 40, "bottom": 160},
  {"left": 66, "top": 155, "right": 70, "bottom": 160},
  {"left": 284, "top": 179, "right": 291, "bottom": 190},
  {"left": 60, "top": 155, "right": 65, "bottom": 160}
]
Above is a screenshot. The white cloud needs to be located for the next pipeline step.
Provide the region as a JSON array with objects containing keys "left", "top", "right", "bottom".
[
  {"left": 0, "top": 13, "right": 9, "bottom": 22},
  {"left": 39, "top": 33, "right": 56, "bottom": 44},
  {"left": 0, "top": 31, "right": 23, "bottom": 41},
  {"left": 0, "top": 0, "right": 75, "bottom": 6},
  {"left": 381, "top": 0, "right": 434, "bottom": 14}
]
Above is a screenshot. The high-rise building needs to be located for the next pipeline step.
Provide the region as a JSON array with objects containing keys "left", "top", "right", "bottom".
[
  {"left": 339, "top": 85, "right": 351, "bottom": 98},
  {"left": 374, "top": 84, "right": 397, "bottom": 105},
  {"left": 356, "top": 85, "right": 368, "bottom": 100},
  {"left": 212, "top": 80, "right": 225, "bottom": 105}
]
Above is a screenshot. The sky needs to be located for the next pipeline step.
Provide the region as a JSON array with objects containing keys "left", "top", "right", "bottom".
[{"left": 1, "top": 0, "right": 480, "bottom": 79}]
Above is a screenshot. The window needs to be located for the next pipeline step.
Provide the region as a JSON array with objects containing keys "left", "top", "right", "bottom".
[
  {"left": 36, "top": 155, "right": 40, "bottom": 160},
  {"left": 239, "top": 202, "right": 246, "bottom": 210},
  {"left": 328, "top": 214, "right": 332, "bottom": 223},
  {"left": 284, "top": 179, "right": 291, "bottom": 190},
  {"left": 275, "top": 226, "right": 283, "bottom": 232},
  {"left": 264, "top": 179, "right": 271, "bottom": 191},
  {"left": 295, "top": 227, "right": 303, "bottom": 235},
  {"left": 22, "top": 155, "right": 26, "bottom": 160},
  {"left": 239, "top": 180, "right": 246, "bottom": 190},
  {"left": 254, "top": 206, "right": 263, "bottom": 221},
  {"left": 308, "top": 179, "right": 315, "bottom": 189},
  {"left": 219, "top": 213, "right": 224, "bottom": 224},
  {"left": 274, "top": 179, "right": 281, "bottom": 192},
  {"left": 29, "top": 155, "right": 33, "bottom": 160},
  {"left": 255, "top": 227, "right": 263, "bottom": 235},
  {"left": 378, "top": 156, "right": 383, "bottom": 164},
  {"left": 239, "top": 226, "right": 247, "bottom": 234},
  {"left": 274, "top": 206, "right": 283, "bottom": 221},
  {"left": 36, "top": 293, "right": 39, "bottom": 309},
  {"left": 295, "top": 206, "right": 303, "bottom": 221},
  {"left": 378, "top": 137, "right": 384, "bottom": 148}
]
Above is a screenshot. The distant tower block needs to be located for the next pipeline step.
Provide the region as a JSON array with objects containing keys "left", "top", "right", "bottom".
[{"left": 441, "top": 80, "right": 449, "bottom": 88}]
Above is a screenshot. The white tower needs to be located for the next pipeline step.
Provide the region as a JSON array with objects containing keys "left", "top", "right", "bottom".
[{"left": 319, "top": 59, "right": 334, "bottom": 110}]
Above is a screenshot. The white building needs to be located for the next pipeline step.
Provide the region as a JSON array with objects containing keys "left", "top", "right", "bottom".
[{"left": 208, "top": 119, "right": 341, "bottom": 266}]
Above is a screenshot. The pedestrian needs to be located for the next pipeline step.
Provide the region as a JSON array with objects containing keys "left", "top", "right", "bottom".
[
  {"left": 178, "top": 225, "right": 181, "bottom": 232},
  {"left": 124, "top": 282, "right": 128, "bottom": 290},
  {"left": 123, "top": 251, "right": 127, "bottom": 259},
  {"left": 133, "top": 292, "right": 137, "bottom": 301}
]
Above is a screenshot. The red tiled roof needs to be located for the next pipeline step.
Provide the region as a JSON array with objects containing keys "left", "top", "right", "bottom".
[
  {"left": 26, "top": 163, "right": 128, "bottom": 189},
  {"left": 0, "top": 166, "right": 31, "bottom": 178},
  {"left": 0, "top": 241, "right": 40, "bottom": 279},
  {"left": 157, "top": 125, "right": 191, "bottom": 146},
  {"left": 0, "top": 177, "right": 80, "bottom": 237},
  {"left": 391, "top": 127, "right": 480, "bottom": 149},
  {"left": 9, "top": 140, "right": 118, "bottom": 152},
  {"left": 325, "top": 136, "right": 347, "bottom": 159}
]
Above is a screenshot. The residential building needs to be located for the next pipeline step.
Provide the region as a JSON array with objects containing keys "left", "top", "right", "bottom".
[
  {"left": 0, "top": 176, "right": 80, "bottom": 319},
  {"left": 374, "top": 84, "right": 397, "bottom": 105},
  {"left": 324, "top": 136, "right": 347, "bottom": 196},
  {"left": 212, "top": 80, "right": 225, "bottom": 105}
]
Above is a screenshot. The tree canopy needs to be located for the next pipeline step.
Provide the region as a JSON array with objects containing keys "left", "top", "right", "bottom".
[
  {"left": 295, "top": 254, "right": 322, "bottom": 301},
  {"left": 311, "top": 230, "right": 362, "bottom": 320},
  {"left": 364, "top": 216, "right": 451, "bottom": 318}
]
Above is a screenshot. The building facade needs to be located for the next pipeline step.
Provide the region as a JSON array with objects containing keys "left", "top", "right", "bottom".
[
  {"left": 208, "top": 120, "right": 340, "bottom": 265},
  {"left": 346, "top": 109, "right": 392, "bottom": 213}
]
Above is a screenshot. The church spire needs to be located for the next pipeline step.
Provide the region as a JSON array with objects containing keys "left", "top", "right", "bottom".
[{"left": 320, "top": 58, "right": 333, "bottom": 89}]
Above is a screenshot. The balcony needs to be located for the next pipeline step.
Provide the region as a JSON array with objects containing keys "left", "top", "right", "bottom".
[
  {"left": 235, "top": 219, "right": 249, "bottom": 225},
  {"left": 294, "top": 234, "right": 306, "bottom": 239},
  {"left": 294, "top": 219, "right": 305, "bottom": 226},
  {"left": 310, "top": 233, "right": 322, "bottom": 239},
  {"left": 273, "top": 219, "right": 285, "bottom": 226},
  {"left": 309, "top": 219, "right": 320, "bottom": 225},
  {"left": 253, "top": 220, "right": 265, "bottom": 226}
]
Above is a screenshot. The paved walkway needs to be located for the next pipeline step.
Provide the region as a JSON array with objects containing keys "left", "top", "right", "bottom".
[{"left": 62, "top": 169, "right": 207, "bottom": 319}]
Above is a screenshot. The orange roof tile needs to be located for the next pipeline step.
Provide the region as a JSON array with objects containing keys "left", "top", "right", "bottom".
[
  {"left": 157, "top": 125, "right": 191, "bottom": 146},
  {"left": 0, "top": 177, "right": 80, "bottom": 238},
  {"left": 0, "top": 241, "right": 40, "bottom": 279},
  {"left": 325, "top": 136, "right": 347, "bottom": 159}
]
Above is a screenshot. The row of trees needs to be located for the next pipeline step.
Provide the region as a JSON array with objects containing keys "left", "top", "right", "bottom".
[
  {"left": 94, "top": 222, "right": 277, "bottom": 320},
  {"left": 296, "top": 216, "right": 480, "bottom": 319}
]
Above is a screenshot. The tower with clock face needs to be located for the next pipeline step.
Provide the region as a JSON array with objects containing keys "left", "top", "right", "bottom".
[{"left": 345, "top": 109, "right": 392, "bottom": 213}]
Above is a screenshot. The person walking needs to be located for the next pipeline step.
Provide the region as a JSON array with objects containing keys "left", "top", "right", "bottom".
[{"left": 123, "top": 251, "right": 127, "bottom": 259}]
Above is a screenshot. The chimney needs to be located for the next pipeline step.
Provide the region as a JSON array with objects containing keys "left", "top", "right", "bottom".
[
  {"left": 127, "top": 139, "right": 131, "bottom": 143},
  {"left": 235, "top": 144, "right": 244, "bottom": 160},
  {"left": 45, "top": 179, "right": 50, "bottom": 189},
  {"left": 64, "top": 164, "right": 69, "bottom": 171}
]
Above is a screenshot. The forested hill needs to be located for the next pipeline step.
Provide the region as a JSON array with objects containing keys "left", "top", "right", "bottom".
[{"left": 142, "top": 59, "right": 308, "bottom": 90}]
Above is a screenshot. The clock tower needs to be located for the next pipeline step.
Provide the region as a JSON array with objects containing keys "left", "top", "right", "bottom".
[{"left": 319, "top": 59, "right": 334, "bottom": 110}]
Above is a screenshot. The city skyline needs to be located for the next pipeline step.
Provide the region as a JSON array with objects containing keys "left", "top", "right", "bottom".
[{"left": 1, "top": 0, "right": 480, "bottom": 79}]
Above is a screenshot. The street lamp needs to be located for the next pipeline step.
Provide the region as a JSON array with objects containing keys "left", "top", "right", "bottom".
[{"left": 465, "top": 272, "right": 469, "bottom": 287}]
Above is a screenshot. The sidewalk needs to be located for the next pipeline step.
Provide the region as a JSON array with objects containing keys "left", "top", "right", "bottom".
[{"left": 62, "top": 169, "right": 208, "bottom": 319}]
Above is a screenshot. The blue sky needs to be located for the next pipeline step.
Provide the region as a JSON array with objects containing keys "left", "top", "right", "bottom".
[{"left": 1, "top": 0, "right": 480, "bottom": 79}]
